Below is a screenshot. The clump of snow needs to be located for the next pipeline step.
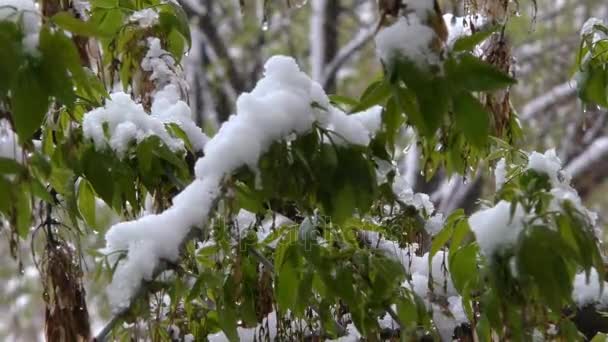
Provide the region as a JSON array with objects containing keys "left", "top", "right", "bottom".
[
  {"left": 425, "top": 213, "right": 444, "bottom": 236},
  {"left": 83, "top": 92, "right": 184, "bottom": 156},
  {"left": 0, "top": 0, "right": 41, "bottom": 54},
  {"left": 325, "top": 106, "right": 382, "bottom": 146},
  {"left": 468, "top": 200, "right": 525, "bottom": 257},
  {"left": 129, "top": 8, "right": 158, "bottom": 28},
  {"left": 581, "top": 18, "right": 606, "bottom": 38},
  {"left": 104, "top": 176, "right": 220, "bottom": 310},
  {"left": 142, "top": 37, "right": 184, "bottom": 90},
  {"left": 375, "top": 15, "right": 439, "bottom": 68},
  {"left": 83, "top": 84, "right": 207, "bottom": 156},
  {"left": 494, "top": 158, "right": 507, "bottom": 189},
  {"left": 527, "top": 149, "right": 563, "bottom": 184},
  {"left": 572, "top": 268, "right": 608, "bottom": 308},
  {"left": 392, "top": 174, "right": 435, "bottom": 215},
  {"left": 0, "top": 120, "right": 24, "bottom": 163},
  {"left": 527, "top": 149, "right": 598, "bottom": 226},
  {"left": 103, "top": 55, "right": 380, "bottom": 312},
  {"left": 151, "top": 84, "right": 209, "bottom": 151}
]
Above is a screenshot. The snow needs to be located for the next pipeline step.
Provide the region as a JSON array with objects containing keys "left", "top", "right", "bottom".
[
  {"left": 392, "top": 174, "right": 435, "bottom": 215},
  {"left": 425, "top": 213, "right": 444, "bottom": 236},
  {"left": 151, "top": 84, "right": 209, "bottom": 151},
  {"left": 103, "top": 55, "right": 379, "bottom": 312},
  {"left": 526, "top": 149, "right": 598, "bottom": 226},
  {"left": 0, "top": 121, "right": 23, "bottom": 163},
  {"left": 581, "top": 18, "right": 605, "bottom": 37},
  {"left": 83, "top": 83, "right": 207, "bottom": 156},
  {"left": 443, "top": 13, "right": 489, "bottom": 49},
  {"left": 495, "top": 158, "right": 507, "bottom": 189},
  {"left": 468, "top": 201, "right": 525, "bottom": 257},
  {"left": 565, "top": 137, "right": 608, "bottom": 179},
  {"left": 141, "top": 37, "right": 183, "bottom": 89},
  {"left": 83, "top": 92, "right": 184, "bottom": 156},
  {"left": 129, "top": 8, "right": 158, "bottom": 28},
  {"left": 0, "top": 0, "right": 41, "bottom": 54},
  {"left": 527, "top": 149, "right": 563, "bottom": 184},
  {"left": 572, "top": 268, "right": 608, "bottom": 308},
  {"left": 325, "top": 105, "right": 382, "bottom": 145},
  {"left": 375, "top": 15, "right": 439, "bottom": 68}
]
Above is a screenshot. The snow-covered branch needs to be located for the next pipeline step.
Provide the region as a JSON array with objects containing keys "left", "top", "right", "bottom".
[
  {"left": 99, "top": 56, "right": 382, "bottom": 315},
  {"left": 520, "top": 81, "right": 577, "bottom": 121},
  {"left": 321, "top": 25, "right": 376, "bottom": 89},
  {"left": 565, "top": 137, "right": 608, "bottom": 179}
]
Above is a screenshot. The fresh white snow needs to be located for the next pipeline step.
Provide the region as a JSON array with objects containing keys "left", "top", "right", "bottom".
[
  {"left": 0, "top": 0, "right": 41, "bottom": 54},
  {"left": 468, "top": 201, "right": 525, "bottom": 257},
  {"left": 103, "top": 55, "right": 381, "bottom": 312},
  {"left": 375, "top": 16, "right": 439, "bottom": 68}
]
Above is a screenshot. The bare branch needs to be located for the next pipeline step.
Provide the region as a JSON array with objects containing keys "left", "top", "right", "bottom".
[
  {"left": 565, "top": 137, "right": 608, "bottom": 179},
  {"left": 321, "top": 25, "right": 376, "bottom": 89},
  {"left": 520, "top": 81, "right": 577, "bottom": 121}
]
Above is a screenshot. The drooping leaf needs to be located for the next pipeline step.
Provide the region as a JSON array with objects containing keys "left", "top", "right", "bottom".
[
  {"left": 446, "top": 53, "right": 516, "bottom": 92},
  {"left": 452, "top": 91, "right": 491, "bottom": 147}
]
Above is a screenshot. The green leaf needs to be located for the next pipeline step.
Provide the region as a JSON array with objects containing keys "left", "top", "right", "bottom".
[
  {"left": 0, "top": 178, "right": 11, "bottom": 213},
  {"left": 16, "top": 186, "right": 31, "bottom": 238},
  {"left": 446, "top": 54, "right": 516, "bottom": 92},
  {"left": 452, "top": 27, "right": 497, "bottom": 52},
  {"left": 516, "top": 226, "right": 574, "bottom": 310},
  {"left": 91, "top": 0, "right": 118, "bottom": 8},
  {"left": 78, "top": 179, "right": 97, "bottom": 230},
  {"left": 0, "top": 21, "right": 23, "bottom": 95},
  {"left": 452, "top": 91, "right": 491, "bottom": 147},
  {"left": 449, "top": 243, "right": 479, "bottom": 292},
  {"left": 578, "top": 67, "right": 608, "bottom": 107},
  {"left": 430, "top": 224, "right": 453, "bottom": 261},
  {"left": 394, "top": 61, "right": 449, "bottom": 137},
  {"left": 591, "top": 333, "right": 608, "bottom": 342},
  {"left": 11, "top": 65, "right": 50, "bottom": 140},
  {"left": 39, "top": 29, "right": 76, "bottom": 107},
  {"left": 160, "top": 2, "right": 191, "bottom": 48},
  {"left": 276, "top": 244, "right": 300, "bottom": 311},
  {"left": 352, "top": 79, "right": 391, "bottom": 112},
  {"left": 52, "top": 12, "right": 107, "bottom": 37},
  {"left": 82, "top": 148, "right": 114, "bottom": 205},
  {"left": 0, "top": 157, "right": 25, "bottom": 174}
]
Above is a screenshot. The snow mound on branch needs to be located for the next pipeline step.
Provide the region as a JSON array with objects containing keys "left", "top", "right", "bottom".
[
  {"left": 142, "top": 37, "right": 181, "bottom": 89},
  {"left": 82, "top": 84, "right": 207, "bottom": 156},
  {"left": 468, "top": 201, "right": 525, "bottom": 257},
  {"left": 526, "top": 149, "right": 597, "bottom": 226},
  {"left": 375, "top": 16, "right": 439, "bottom": 68},
  {"left": 129, "top": 8, "right": 158, "bottom": 28},
  {"left": 527, "top": 149, "right": 563, "bottom": 184},
  {"left": 581, "top": 18, "right": 606, "bottom": 40},
  {"left": 0, "top": 0, "right": 41, "bottom": 53},
  {"left": 103, "top": 55, "right": 381, "bottom": 312},
  {"left": 572, "top": 268, "right": 608, "bottom": 308},
  {"left": 151, "top": 84, "right": 209, "bottom": 151},
  {"left": 82, "top": 92, "right": 184, "bottom": 156}
]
